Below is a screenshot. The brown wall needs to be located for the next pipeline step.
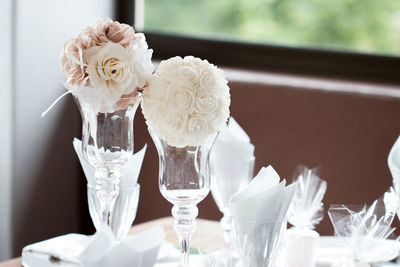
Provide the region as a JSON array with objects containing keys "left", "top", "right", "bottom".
[{"left": 133, "top": 76, "right": 400, "bottom": 236}]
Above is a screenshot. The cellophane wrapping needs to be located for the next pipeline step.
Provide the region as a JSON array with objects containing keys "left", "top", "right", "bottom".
[
  {"left": 288, "top": 165, "right": 327, "bottom": 229},
  {"left": 282, "top": 166, "right": 327, "bottom": 267},
  {"left": 328, "top": 188, "right": 400, "bottom": 266}
]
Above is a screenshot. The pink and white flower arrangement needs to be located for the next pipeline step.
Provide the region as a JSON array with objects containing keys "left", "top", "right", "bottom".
[
  {"left": 141, "top": 56, "right": 231, "bottom": 148},
  {"left": 60, "top": 18, "right": 153, "bottom": 113}
]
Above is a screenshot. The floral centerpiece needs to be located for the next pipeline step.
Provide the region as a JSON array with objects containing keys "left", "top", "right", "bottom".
[
  {"left": 50, "top": 18, "right": 154, "bottom": 241},
  {"left": 141, "top": 55, "right": 230, "bottom": 267},
  {"left": 141, "top": 56, "right": 230, "bottom": 148},
  {"left": 42, "top": 18, "right": 154, "bottom": 116}
]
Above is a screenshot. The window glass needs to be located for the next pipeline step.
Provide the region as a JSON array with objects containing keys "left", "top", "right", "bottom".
[{"left": 144, "top": 0, "right": 400, "bottom": 55}]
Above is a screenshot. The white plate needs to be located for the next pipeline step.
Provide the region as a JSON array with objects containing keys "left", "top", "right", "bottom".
[
  {"left": 317, "top": 236, "right": 351, "bottom": 267},
  {"left": 317, "top": 236, "right": 400, "bottom": 267}
]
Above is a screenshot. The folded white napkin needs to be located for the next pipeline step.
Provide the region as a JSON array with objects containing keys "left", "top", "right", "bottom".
[
  {"left": 22, "top": 138, "right": 157, "bottom": 267},
  {"left": 229, "top": 166, "right": 297, "bottom": 267},
  {"left": 210, "top": 117, "right": 255, "bottom": 220},
  {"left": 73, "top": 138, "right": 147, "bottom": 187},
  {"left": 22, "top": 225, "right": 165, "bottom": 267},
  {"left": 230, "top": 165, "right": 297, "bottom": 221},
  {"left": 211, "top": 117, "right": 255, "bottom": 163},
  {"left": 74, "top": 138, "right": 146, "bottom": 239},
  {"left": 388, "top": 136, "right": 400, "bottom": 190}
]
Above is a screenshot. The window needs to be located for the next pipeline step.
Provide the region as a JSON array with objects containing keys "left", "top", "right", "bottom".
[
  {"left": 118, "top": 0, "right": 400, "bottom": 84},
  {"left": 143, "top": 0, "right": 400, "bottom": 56}
]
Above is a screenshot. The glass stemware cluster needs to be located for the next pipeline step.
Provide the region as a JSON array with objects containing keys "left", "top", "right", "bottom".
[{"left": 76, "top": 95, "right": 288, "bottom": 267}]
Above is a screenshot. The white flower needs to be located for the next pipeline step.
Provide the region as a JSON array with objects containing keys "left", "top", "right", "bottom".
[
  {"left": 59, "top": 19, "right": 154, "bottom": 114},
  {"left": 85, "top": 43, "right": 136, "bottom": 97},
  {"left": 199, "top": 69, "right": 218, "bottom": 88},
  {"left": 178, "top": 65, "right": 198, "bottom": 82},
  {"left": 129, "top": 33, "right": 154, "bottom": 88},
  {"left": 187, "top": 115, "right": 208, "bottom": 134},
  {"left": 168, "top": 83, "right": 195, "bottom": 114},
  {"left": 142, "top": 56, "right": 230, "bottom": 148},
  {"left": 194, "top": 88, "right": 219, "bottom": 114}
]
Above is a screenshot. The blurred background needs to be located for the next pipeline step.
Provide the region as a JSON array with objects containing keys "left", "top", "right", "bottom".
[
  {"left": 0, "top": 0, "right": 399, "bottom": 261},
  {"left": 144, "top": 0, "right": 400, "bottom": 55}
]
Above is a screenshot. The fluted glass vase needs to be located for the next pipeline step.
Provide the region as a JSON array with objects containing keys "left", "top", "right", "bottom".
[
  {"left": 76, "top": 92, "right": 142, "bottom": 238},
  {"left": 150, "top": 131, "right": 216, "bottom": 267}
]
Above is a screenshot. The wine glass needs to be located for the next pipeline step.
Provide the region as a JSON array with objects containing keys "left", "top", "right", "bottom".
[{"left": 150, "top": 131, "right": 217, "bottom": 267}]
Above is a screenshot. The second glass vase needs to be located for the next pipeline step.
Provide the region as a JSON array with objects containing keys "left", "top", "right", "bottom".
[
  {"left": 76, "top": 92, "right": 142, "bottom": 238},
  {"left": 150, "top": 131, "right": 216, "bottom": 267}
]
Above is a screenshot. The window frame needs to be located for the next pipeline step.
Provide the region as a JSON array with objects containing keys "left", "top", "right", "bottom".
[{"left": 117, "top": 0, "right": 400, "bottom": 85}]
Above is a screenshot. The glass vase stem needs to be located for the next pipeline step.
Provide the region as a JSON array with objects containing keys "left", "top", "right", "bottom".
[
  {"left": 172, "top": 204, "right": 199, "bottom": 267},
  {"left": 221, "top": 211, "right": 234, "bottom": 247},
  {"left": 95, "top": 169, "right": 121, "bottom": 228}
]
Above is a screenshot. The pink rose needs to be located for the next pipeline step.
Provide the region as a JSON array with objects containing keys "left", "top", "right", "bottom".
[
  {"left": 86, "top": 18, "right": 136, "bottom": 48},
  {"left": 61, "top": 18, "right": 137, "bottom": 87},
  {"left": 60, "top": 35, "right": 94, "bottom": 86}
]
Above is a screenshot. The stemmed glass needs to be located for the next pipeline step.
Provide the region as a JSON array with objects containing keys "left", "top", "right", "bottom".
[
  {"left": 150, "top": 131, "right": 217, "bottom": 267},
  {"left": 75, "top": 92, "right": 142, "bottom": 236}
]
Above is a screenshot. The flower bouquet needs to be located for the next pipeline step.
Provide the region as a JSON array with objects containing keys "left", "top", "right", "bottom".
[
  {"left": 58, "top": 18, "right": 153, "bottom": 114},
  {"left": 57, "top": 17, "right": 154, "bottom": 238}
]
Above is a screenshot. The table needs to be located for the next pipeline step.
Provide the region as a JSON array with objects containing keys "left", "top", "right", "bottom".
[{"left": 0, "top": 217, "right": 223, "bottom": 267}]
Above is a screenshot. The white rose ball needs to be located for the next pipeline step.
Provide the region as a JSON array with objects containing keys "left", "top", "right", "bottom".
[
  {"left": 168, "top": 84, "right": 195, "bottom": 114},
  {"left": 142, "top": 56, "right": 230, "bottom": 148}
]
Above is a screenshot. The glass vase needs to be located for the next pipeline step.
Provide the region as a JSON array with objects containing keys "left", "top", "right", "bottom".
[
  {"left": 87, "top": 183, "right": 140, "bottom": 239},
  {"left": 232, "top": 219, "right": 287, "bottom": 267},
  {"left": 75, "top": 92, "right": 142, "bottom": 238},
  {"left": 150, "top": 131, "right": 217, "bottom": 267}
]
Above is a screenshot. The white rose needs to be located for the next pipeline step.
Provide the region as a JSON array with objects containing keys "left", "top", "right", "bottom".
[
  {"left": 193, "top": 88, "right": 219, "bottom": 114},
  {"left": 157, "top": 56, "right": 182, "bottom": 80},
  {"left": 145, "top": 75, "right": 169, "bottom": 101},
  {"left": 187, "top": 115, "right": 208, "bottom": 135},
  {"left": 184, "top": 56, "right": 204, "bottom": 70},
  {"left": 199, "top": 69, "right": 218, "bottom": 89},
  {"left": 159, "top": 112, "right": 187, "bottom": 137},
  {"left": 177, "top": 65, "right": 198, "bottom": 82},
  {"left": 85, "top": 43, "right": 137, "bottom": 100},
  {"left": 167, "top": 83, "right": 195, "bottom": 114},
  {"left": 129, "top": 33, "right": 154, "bottom": 88}
]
